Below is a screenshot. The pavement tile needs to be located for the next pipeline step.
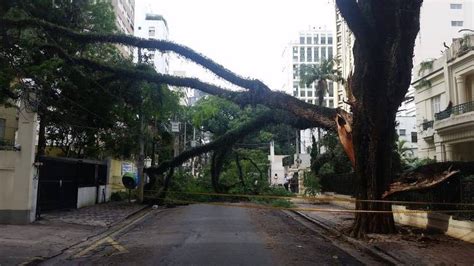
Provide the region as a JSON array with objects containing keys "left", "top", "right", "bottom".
[{"left": 40, "top": 201, "right": 146, "bottom": 227}]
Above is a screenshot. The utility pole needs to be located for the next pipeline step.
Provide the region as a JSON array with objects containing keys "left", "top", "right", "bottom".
[{"left": 137, "top": 48, "right": 145, "bottom": 203}]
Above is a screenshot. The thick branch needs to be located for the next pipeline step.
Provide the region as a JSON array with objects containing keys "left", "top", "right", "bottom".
[
  {"left": 383, "top": 161, "right": 474, "bottom": 198},
  {"left": 43, "top": 44, "right": 341, "bottom": 131},
  {"left": 3, "top": 18, "right": 270, "bottom": 92},
  {"left": 145, "top": 109, "right": 316, "bottom": 177}
]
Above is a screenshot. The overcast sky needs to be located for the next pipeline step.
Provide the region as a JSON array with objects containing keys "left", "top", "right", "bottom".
[{"left": 137, "top": 0, "right": 335, "bottom": 91}]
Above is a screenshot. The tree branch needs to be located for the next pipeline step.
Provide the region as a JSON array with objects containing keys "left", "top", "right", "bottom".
[
  {"left": 383, "top": 161, "right": 474, "bottom": 198},
  {"left": 42, "top": 44, "right": 341, "bottom": 132},
  {"left": 3, "top": 17, "right": 270, "bottom": 92},
  {"left": 145, "top": 109, "right": 317, "bottom": 177}
]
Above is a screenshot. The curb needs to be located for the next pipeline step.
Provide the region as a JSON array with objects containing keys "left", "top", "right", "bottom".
[{"left": 292, "top": 210, "right": 402, "bottom": 265}]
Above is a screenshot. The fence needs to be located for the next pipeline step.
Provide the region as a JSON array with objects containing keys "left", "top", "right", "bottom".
[{"left": 319, "top": 173, "right": 474, "bottom": 220}]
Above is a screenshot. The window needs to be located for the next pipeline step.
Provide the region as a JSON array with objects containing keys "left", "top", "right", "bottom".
[
  {"left": 328, "top": 34, "right": 333, "bottom": 44},
  {"left": 300, "top": 90, "right": 306, "bottom": 97},
  {"left": 314, "top": 48, "right": 320, "bottom": 61},
  {"left": 399, "top": 129, "right": 406, "bottom": 136},
  {"left": 321, "top": 47, "right": 326, "bottom": 60},
  {"left": 300, "top": 37, "right": 305, "bottom": 44},
  {"left": 450, "top": 3, "right": 462, "bottom": 9},
  {"left": 308, "top": 99, "right": 313, "bottom": 104},
  {"left": 307, "top": 90, "right": 313, "bottom": 97},
  {"left": 451, "top": 21, "right": 464, "bottom": 26},
  {"left": 307, "top": 47, "right": 312, "bottom": 62},
  {"left": 329, "top": 99, "right": 334, "bottom": 108},
  {"left": 314, "top": 34, "right": 319, "bottom": 44},
  {"left": 328, "top": 82, "right": 334, "bottom": 97},
  {"left": 321, "top": 35, "right": 326, "bottom": 44},
  {"left": 411, "top": 132, "right": 418, "bottom": 143},
  {"left": 0, "top": 118, "right": 5, "bottom": 139},
  {"left": 307, "top": 37, "right": 312, "bottom": 44},
  {"left": 148, "top": 26, "right": 155, "bottom": 36},
  {"left": 300, "top": 47, "right": 305, "bottom": 62},
  {"left": 328, "top": 47, "right": 333, "bottom": 60},
  {"left": 431, "top": 95, "right": 441, "bottom": 118}
]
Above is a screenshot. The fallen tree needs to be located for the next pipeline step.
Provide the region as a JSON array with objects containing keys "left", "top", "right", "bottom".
[{"left": 4, "top": 0, "right": 474, "bottom": 236}]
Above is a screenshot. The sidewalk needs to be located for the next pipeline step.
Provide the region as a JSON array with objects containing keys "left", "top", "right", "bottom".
[
  {"left": 294, "top": 201, "right": 474, "bottom": 264},
  {"left": 0, "top": 201, "right": 146, "bottom": 265},
  {"left": 40, "top": 201, "right": 147, "bottom": 227}
]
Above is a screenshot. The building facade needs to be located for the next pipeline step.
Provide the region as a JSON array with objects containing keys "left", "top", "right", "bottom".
[
  {"left": 111, "top": 0, "right": 135, "bottom": 57},
  {"left": 414, "top": 0, "right": 474, "bottom": 67},
  {"left": 134, "top": 12, "right": 169, "bottom": 73},
  {"left": 0, "top": 106, "right": 17, "bottom": 148},
  {"left": 282, "top": 25, "right": 336, "bottom": 153},
  {"left": 414, "top": 35, "right": 474, "bottom": 161}
]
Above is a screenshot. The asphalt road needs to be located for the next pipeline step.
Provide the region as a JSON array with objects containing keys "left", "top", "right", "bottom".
[{"left": 57, "top": 204, "right": 362, "bottom": 265}]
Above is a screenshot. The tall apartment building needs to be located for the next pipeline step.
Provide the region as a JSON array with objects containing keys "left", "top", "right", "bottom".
[
  {"left": 282, "top": 25, "right": 335, "bottom": 153},
  {"left": 134, "top": 12, "right": 169, "bottom": 73},
  {"left": 111, "top": 0, "right": 135, "bottom": 56}
]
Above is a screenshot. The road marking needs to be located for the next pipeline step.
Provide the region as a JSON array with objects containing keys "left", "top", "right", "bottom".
[
  {"left": 71, "top": 209, "right": 152, "bottom": 258},
  {"left": 73, "top": 236, "right": 128, "bottom": 258}
]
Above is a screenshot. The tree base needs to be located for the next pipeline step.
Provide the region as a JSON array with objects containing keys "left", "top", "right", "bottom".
[{"left": 351, "top": 212, "right": 396, "bottom": 238}]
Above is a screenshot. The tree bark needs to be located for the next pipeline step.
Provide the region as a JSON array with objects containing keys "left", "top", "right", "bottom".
[{"left": 336, "top": 0, "right": 423, "bottom": 236}]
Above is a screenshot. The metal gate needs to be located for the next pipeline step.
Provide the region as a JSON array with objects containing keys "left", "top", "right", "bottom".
[{"left": 37, "top": 156, "right": 107, "bottom": 212}]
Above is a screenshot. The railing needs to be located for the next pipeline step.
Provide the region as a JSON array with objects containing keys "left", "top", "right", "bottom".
[
  {"left": 0, "top": 138, "right": 15, "bottom": 150},
  {"left": 421, "top": 120, "right": 434, "bottom": 130},
  {"left": 435, "top": 101, "right": 474, "bottom": 120}
]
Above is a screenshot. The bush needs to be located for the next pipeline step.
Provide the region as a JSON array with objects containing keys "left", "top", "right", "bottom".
[
  {"left": 110, "top": 191, "right": 129, "bottom": 201},
  {"left": 303, "top": 172, "right": 321, "bottom": 196}
]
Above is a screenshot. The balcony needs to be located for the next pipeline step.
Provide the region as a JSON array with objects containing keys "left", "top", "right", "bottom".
[
  {"left": 421, "top": 120, "right": 434, "bottom": 130},
  {"left": 435, "top": 101, "right": 474, "bottom": 121},
  {"left": 419, "top": 120, "right": 435, "bottom": 140},
  {"left": 434, "top": 101, "right": 474, "bottom": 132},
  {"left": 0, "top": 138, "right": 15, "bottom": 150}
]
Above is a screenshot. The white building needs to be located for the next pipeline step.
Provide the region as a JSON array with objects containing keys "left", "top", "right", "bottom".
[
  {"left": 332, "top": 1, "right": 474, "bottom": 155},
  {"left": 282, "top": 25, "right": 336, "bottom": 153},
  {"left": 134, "top": 11, "right": 169, "bottom": 73},
  {"left": 335, "top": 1, "right": 474, "bottom": 109},
  {"left": 414, "top": 0, "right": 474, "bottom": 67},
  {"left": 413, "top": 35, "right": 474, "bottom": 162},
  {"left": 111, "top": 0, "right": 135, "bottom": 57}
]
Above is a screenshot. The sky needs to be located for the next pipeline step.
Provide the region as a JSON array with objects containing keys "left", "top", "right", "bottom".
[{"left": 137, "top": 0, "right": 335, "bottom": 91}]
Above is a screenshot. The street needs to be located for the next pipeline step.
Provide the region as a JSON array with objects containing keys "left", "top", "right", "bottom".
[{"left": 50, "top": 204, "right": 363, "bottom": 265}]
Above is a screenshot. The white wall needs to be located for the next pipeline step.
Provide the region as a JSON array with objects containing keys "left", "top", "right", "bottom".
[
  {"left": 77, "top": 185, "right": 111, "bottom": 208},
  {"left": 0, "top": 105, "right": 38, "bottom": 224}
]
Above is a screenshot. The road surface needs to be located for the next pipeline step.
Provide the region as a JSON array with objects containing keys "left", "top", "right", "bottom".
[{"left": 52, "top": 204, "right": 363, "bottom": 265}]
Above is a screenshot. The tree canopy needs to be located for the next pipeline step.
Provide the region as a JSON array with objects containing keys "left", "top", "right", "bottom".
[{"left": 3, "top": 0, "right": 473, "bottom": 237}]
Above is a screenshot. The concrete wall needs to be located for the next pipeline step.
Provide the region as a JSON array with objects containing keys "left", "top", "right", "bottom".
[
  {"left": 0, "top": 106, "right": 38, "bottom": 224},
  {"left": 322, "top": 193, "right": 474, "bottom": 243},
  {"left": 77, "top": 185, "right": 112, "bottom": 208}
]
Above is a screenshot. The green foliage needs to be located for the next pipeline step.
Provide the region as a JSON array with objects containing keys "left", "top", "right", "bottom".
[
  {"left": 418, "top": 60, "right": 434, "bottom": 76},
  {"left": 111, "top": 191, "right": 130, "bottom": 202},
  {"left": 0, "top": 2, "right": 181, "bottom": 161},
  {"left": 302, "top": 172, "right": 321, "bottom": 196},
  {"left": 310, "top": 132, "right": 352, "bottom": 175},
  {"left": 415, "top": 79, "right": 432, "bottom": 89},
  {"left": 299, "top": 59, "right": 344, "bottom": 106}
]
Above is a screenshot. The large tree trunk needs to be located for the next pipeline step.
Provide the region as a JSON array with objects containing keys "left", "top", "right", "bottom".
[{"left": 336, "top": 0, "right": 422, "bottom": 236}]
